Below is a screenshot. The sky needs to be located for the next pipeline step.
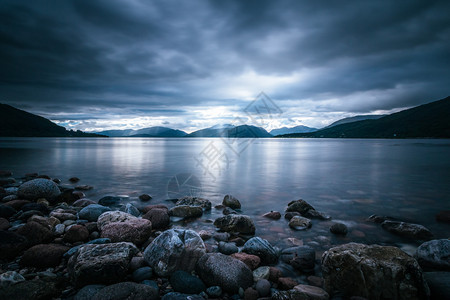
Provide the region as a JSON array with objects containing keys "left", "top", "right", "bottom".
[{"left": 1, "top": 0, "right": 449, "bottom": 133}]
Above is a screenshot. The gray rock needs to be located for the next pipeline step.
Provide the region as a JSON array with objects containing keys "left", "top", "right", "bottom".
[
  {"left": 206, "top": 286, "right": 222, "bottom": 298},
  {"left": 330, "top": 223, "right": 348, "bottom": 235},
  {"left": 381, "top": 220, "right": 433, "bottom": 240},
  {"left": 78, "top": 204, "right": 111, "bottom": 222},
  {"left": 124, "top": 203, "right": 140, "bottom": 217},
  {"left": 196, "top": 253, "right": 253, "bottom": 294},
  {"left": 0, "top": 204, "right": 16, "bottom": 219},
  {"left": 255, "top": 279, "right": 271, "bottom": 297},
  {"left": 91, "top": 282, "right": 159, "bottom": 300},
  {"left": 0, "top": 271, "right": 25, "bottom": 288},
  {"left": 322, "top": 242, "right": 430, "bottom": 300},
  {"left": 169, "top": 205, "right": 203, "bottom": 219},
  {"left": 253, "top": 266, "right": 270, "bottom": 281},
  {"left": 218, "top": 241, "right": 239, "bottom": 255},
  {"left": 54, "top": 223, "right": 65, "bottom": 235},
  {"left": 68, "top": 242, "right": 138, "bottom": 286},
  {"left": 144, "top": 229, "right": 206, "bottom": 277},
  {"left": 223, "top": 195, "right": 241, "bottom": 209},
  {"left": 161, "top": 292, "right": 204, "bottom": 300},
  {"left": 293, "top": 284, "right": 329, "bottom": 300},
  {"left": 424, "top": 272, "right": 450, "bottom": 300},
  {"left": 285, "top": 199, "right": 315, "bottom": 215},
  {"left": 74, "top": 284, "right": 105, "bottom": 300},
  {"left": 415, "top": 239, "right": 450, "bottom": 270},
  {"left": 132, "top": 267, "right": 153, "bottom": 282},
  {"left": 98, "top": 196, "right": 125, "bottom": 208},
  {"left": 242, "top": 237, "right": 279, "bottom": 264},
  {"left": 170, "top": 270, "right": 206, "bottom": 294},
  {"left": 17, "top": 179, "right": 61, "bottom": 201},
  {"left": 214, "top": 214, "right": 256, "bottom": 235},
  {"left": 176, "top": 196, "right": 211, "bottom": 210},
  {"left": 288, "top": 216, "right": 312, "bottom": 230},
  {"left": 281, "top": 246, "right": 315, "bottom": 273}
]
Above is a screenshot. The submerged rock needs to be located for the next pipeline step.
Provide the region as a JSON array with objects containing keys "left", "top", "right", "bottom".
[
  {"left": 222, "top": 195, "right": 241, "bottom": 209},
  {"left": 330, "top": 223, "right": 348, "bottom": 235},
  {"left": 288, "top": 216, "right": 312, "bottom": 230},
  {"left": 169, "top": 205, "right": 203, "bottom": 219},
  {"left": 176, "top": 196, "right": 211, "bottom": 210},
  {"left": 214, "top": 214, "right": 255, "bottom": 234},
  {"left": 381, "top": 220, "right": 433, "bottom": 240}
]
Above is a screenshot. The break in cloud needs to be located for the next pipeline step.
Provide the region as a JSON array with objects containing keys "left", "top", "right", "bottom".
[{"left": 0, "top": 0, "right": 449, "bottom": 132}]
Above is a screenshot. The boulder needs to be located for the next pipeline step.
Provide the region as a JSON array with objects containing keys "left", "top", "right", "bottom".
[
  {"left": 91, "top": 282, "right": 159, "bottom": 300},
  {"left": 78, "top": 204, "right": 111, "bottom": 222},
  {"left": 196, "top": 253, "right": 253, "bottom": 294},
  {"left": 142, "top": 208, "right": 170, "bottom": 229},
  {"left": 381, "top": 220, "right": 433, "bottom": 240},
  {"left": 170, "top": 270, "right": 206, "bottom": 294},
  {"left": 231, "top": 252, "right": 261, "bottom": 270},
  {"left": 289, "top": 216, "right": 312, "bottom": 230},
  {"left": 16, "top": 221, "right": 53, "bottom": 246},
  {"left": 144, "top": 229, "right": 206, "bottom": 277},
  {"left": 0, "top": 231, "right": 28, "bottom": 259},
  {"left": 68, "top": 242, "right": 138, "bottom": 286},
  {"left": 214, "top": 214, "right": 255, "bottom": 234},
  {"left": 321, "top": 242, "right": 430, "bottom": 299},
  {"left": 74, "top": 284, "right": 105, "bottom": 300},
  {"left": 169, "top": 205, "right": 203, "bottom": 218},
  {"left": 101, "top": 218, "right": 152, "bottom": 245},
  {"left": 20, "top": 243, "right": 69, "bottom": 268},
  {"left": 64, "top": 225, "right": 89, "bottom": 243},
  {"left": 242, "top": 237, "right": 279, "bottom": 264},
  {"left": 415, "top": 239, "right": 450, "bottom": 270},
  {"left": 262, "top": 211, "right": 281, "bottom": 220},
  {"left": 286, "top": 199, "right": 315, "bottom": 215},
  {"left": 176, "top": 196, "right": 211, "bottom": 210},
  {"left": 97, "top": 211, "right": 136, "bottom": 231},
  {"left": 17, "top": 178, "right": 61, "bottom": 201},
  {"left": 281, "top": 246, "right": 315, "bottom": 273},
  {"left": 222, "top": 195, "right": 241, "bottom": 209}
]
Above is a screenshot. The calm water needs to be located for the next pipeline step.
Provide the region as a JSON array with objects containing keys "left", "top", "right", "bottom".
[{"left": 1, "top": 137, "right": 450, "bottom": 253}]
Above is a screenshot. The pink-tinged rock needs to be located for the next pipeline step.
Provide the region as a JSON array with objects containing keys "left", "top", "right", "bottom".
[
  {"left": 16, "top": 221, "right": 53, "bottom": 246},
  {"left": 63, "top": 225, "right": 89, "bottom": 243},
  {"left": 142, "top": 208, "right": 170, "bottom": 229},
  {"left": 231, "top": 252, "right": 261, "bottom": 270},
  {"left": 262, "top": 211, "right": 281, "bottom": 220},
  {"left": 278, "top": 277, "right": 298, "bottom": 290},
  {"left": 20, "top": 243, "right": 69, "bottom": 268},
  {"left": 101, "top": 218, "right": 152, "bottom": 245}
]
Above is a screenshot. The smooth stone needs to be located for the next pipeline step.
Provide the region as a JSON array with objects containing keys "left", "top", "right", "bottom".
[
  {"left": 139, "top": 194, "right": 152, "bottom": 201},
  {"left": 0, "top": 271, "right": 25, "bottom": 288},
  {"left": 176, "top": 196, "right": 211, "bottom": 210},
  {"left": 284, "top": 211, "right": 301, "bottom": 220},
  {"left": 98, "top": 196, "right": 124, "bottom": 208},
  {"left": 289, "top": 215, "right": 312, "bottom": 230},
  {"left": 73, "top": 199, "right": 96, "bottom": 207},
  {"left": 206, "top": 286, "right": 222, "bottom": 298},
  {"left": 0, "top": 277, "right": 64, "bottom": 300},
  {"left": 415, "top": 239, "right": 450, "bottom": 271},
  {"left": 22, "top": 203, "right": 49, "bottom": 214},
  {"left": 242, "top": 237, "right": 279, "bottom": 264},
  {"left": 169, "top": 205, "right": 203, "bottom": 219},
  {"left": 262, "top": 211, "right": 281, "bottom": 220},
  {"left": 0, "top": 204, "right": 16, "bottom": 219},
  {"left": 142, "top": 208, "right": 170, "bottom": 229},
  {"left": 73, "top": 284, "right": 105, "bottom": 300},
  {"left": 280, "top": 246, "right": 315, "bottom": 273},
  {"left": 78, "top": 204, "right": 111, "bottom": 222},
  {"left": 54, "top": 223, "right": 65, "bottom": 235},
  {"left": 231, "top": 252, "right": 261, "bottom": 270},
  {"left": 381, "top": 220, "right": 434, "bottom": 240},
  {"left": 97, "top": 211, "right": 137, "bottom": 231},
  {"left": 0, "top": 230, "right": 28, "bottom": 259},
  {"left": 222, "top": 195, "right": 241, "bottom": 209},
  {"left": 0, "top": 217, "right": 9, "bottom": 230},
  {"left": 132, "top": 266, "right": 153, "bottom": 282},
  {"left": 170, "top": 270, "right": 206, "bottom": 294},
  {"left": 124, "top": 203, "right": 140, "bottom": 217},
  {"left": 214, "top": 214, "right": 256, "bottom": 235},
  {"left": 63, "top": 224, "right": 89, "bottom": 243},
  {"left": 161, "top": 292, "right": 204, "bottom": 300},
  {"left": 17, "top": 178, "right": 61, "bottom": 201},
  {"left": 20, "top": 243, "right": 69, "bottom": 268},
  {"left": 100, "top": 218, "right": 152, "bottom": 245},
  {"left": 278, "top": 277, "right": 298, "bottom": 290},
  {"left": 255, "top": 279, "right": 271, "bottom": 297},
  {"left": 253, "top": 266, "right": 270, "bottom": 281},
  {"left": 3, "top": 200, "right": 30, "bottom": 210},
  {"left": 16, "top": 221, "right": 53, "bottom": 246},
  {"left": 213, "top": 232, "right": 230, "bottom": 242},
  {"left": 330, "top": 223, "right": 348, "bottom": 235},
  {"left": 91, "top": 282, "right": 159, "bottom": 300},
  {"left": 218, "top": 241, "right": 239, "bottom": 255},
  {"left": 244, "top": 287, "right": 259, "bottom": 300},
  {"left": 293, "top": 284, "right": 330, "bottom": 300}
]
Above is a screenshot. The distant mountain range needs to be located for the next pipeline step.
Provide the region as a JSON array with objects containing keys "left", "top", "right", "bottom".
[
  {"left": 96, "top": 127, "right": 187, "bottom": 137},
  {"left": 186, "top": 124, "right": 272, "bottom": 138},
  {"left": 270, "top": 125, "right": 318, "bottom": 136},
  {"left": 278, "top": 96, "right": 450, "bottom": 138},
  {"left": 324, "top": 115, "right": 386, "bottom": 129},
  {"left": 0, "top": 104, "right": 103, "bottom": 137}
]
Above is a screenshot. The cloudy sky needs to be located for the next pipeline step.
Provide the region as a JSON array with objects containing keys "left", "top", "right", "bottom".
[{"left": 1, "top": 0, "right": 449, "bottom": 133}]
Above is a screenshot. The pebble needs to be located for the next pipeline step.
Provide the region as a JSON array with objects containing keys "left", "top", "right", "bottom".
[{"left": 253, "top": 266, "right": 270, "bottom": 281}]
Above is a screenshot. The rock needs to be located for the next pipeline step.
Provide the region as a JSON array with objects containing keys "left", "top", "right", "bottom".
[
  {"left": 269, "top": 267, "right": 282, "bottom": 283},
  {"left": 64, "top": 225, "right": 89, "bottom": 243},
  {"left": 64, "top": 238, "right": 112, "bottom": 258},
  {"left": 91, "top": 282, "right": 159, "bottom": 300},
  {"left": 69, "top": 177, "right": 80, "bottom": 183},
  {"left": 381, "top": 220, "right": 433, "bottom": 240},
  {"left": 3, "top": 199, "right": 30, "bottom": 210},
  {"left": 435, "top": 210, "right": 450, "bottom": 223},
  {"left": 242, "top": 237, "right": 279, "bottom": 264},
  {"left": 98, "top": 196, "right": 124, "bottom": 208},
  {"left": 18, "top": 210, "right": 44, "bottom": 221},
  {"left": 74, "top": 284, "right": 105, "bottom": 300},
  {"left": 54, "top": 223, "right": 65, "bottom": 235},
  {"left": 415, "top": 239, "right": 450, "bottom": 271},
  {"left": 21, "top": 202, "right": 49, "bottom": 214},
  {"left": 101, "top": 218, "right": 152, "bottom": 245},
  {"left": 198, "top": 230, "right": 212, "bottom": 240},
  {"left": 307, "top": 276, "right": 324, "bottom": 288},
  {"left": 78, "top": 204, "right": 111, "bottom": 222},
  {"left": 262, "top": 211, "right": 281, "bottom": 220},
  {"left": 0, "top": 204, "right": 16, "bottom": 218},
  {"left": 293, "top": 284, "right": 330, "bottom": 300},
  {"left": 161, "top": 292, "right": 204, "bottom": 300},
  {"left": 141, "top": 204, "right": 169, "bottom": 213},
  {"left": 214, "top": 214, "right": 256, "bottom": 235},
  {"left": 286, "top": 199, "right": 315, "bottom": 215},
  {"left": 17, "top": 178, "right": 61, "bottom": 201},
  {"left": 73, "top": 198, "right": 96, "bottom": 207},
  {"left": 284, "top": 211, "right": 301, "bottom": 220},
  {"left": 132, "top": 267, "right": 153, "bottom": 282},
  {"left": 124, "top": 203, "right": 140, "bottom": 217},
  {"left": 170, "top": 270, "right": 206, "bottom": 294},
  {"left": 367, "top": 214, "right": 398, "bottom": 223},
  {"left": 278, "top": 277, "right": 298, "bottom": 290},
  {"left": 213, "top": 232, "right": 230, "bottom": 242},
  {"left": 50, "top": 210, "right": 77, "bottom": 222},
  {"left": 197, "top": 253, "right": 253, "bottom": 294},
  {"left": 255, "top": 279, "right": 271, "bottom": 297},
  {"left": 169, "top": 205, "right": 203, "bottom": 219},
  {"left": 321, "top": 242, "right": 430, "bottom": 299},
  {"left": 2, "top": 194, "right": 17, "bottom": 202},
  {"left": 223, "top": 195, "right": 241, "bottom": 209},
  {"left": 0, "top": 277, "right": 64, "bottom": 300},
  {"left": 16, "top": 221, "right": 53, "bottom": 246},
  {"left": 330, "top": 223, "right": 348, "bottom": 235},
  {"left": 0, "top": 231, "right": 28, "bottom": 259},
  {"left": 223, "top": 207, "right": 237, "bottom": 215},
  {"left": 281, "top": 246, "right": 316, "bottom": 273},
  {"left": 176, "top": 196, "right": 211, "bottom": 210},
  {"left": 0, "top": 217, "right": 9, "bottom": 230},
  {"left": 289, "top": 216, "right": 312, "bottom": 230},
  {"left": 20, "top": 243, "right": 69, "bottom": 268},
  {"left": 253, "top": 266, "right": 270, "bottom": 281},
  {"left": 206, "top": 286, "right": 222, "bottom": 298},
  {"left": 139, "top": 194, "right": 152, "bottom": 201},
  {"left": 423, "top": 272, "right": 450, "bottom": 300},
  {"left": 75, "top": 185, "right": 93, "bottom": 191},
  {"left": 57, "top": 188, "right": 82, "bottom": 204},
  {"left": 244, "top": 287, "right": 259, "bottom": 300},
  {"left": 130, "top": 256, "right": 146, "bottom": 271},
  {"left": 304, "top": 209, "right": 331, "bottom": 220},
  {"left": 97, "top": 211, "right": 136, "bottom": 230},
  {"left": 68, "top": 242, "right": 138, "bottom": 286},
  {"left": 144, "top": 229, "right": 206, "bottom": 277},
  {"left": 218, "top": 241, "right": 239, "bottom": 255},
  {"left": 231, "top": 252, "right": 261, "bottom": 270},
  {"left": 0, "top": 170, "right": 12, "bottom": 177},
  {"left": 0, "top": 271, "right": 25, "bottom": 288},
  {"left": 143, "top": 208, "right": 170, "bottom": 229}
]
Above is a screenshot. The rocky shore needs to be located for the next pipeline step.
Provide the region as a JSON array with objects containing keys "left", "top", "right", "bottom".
[{"left": 0, "top": 171, "right": 449, "bottom": 300}]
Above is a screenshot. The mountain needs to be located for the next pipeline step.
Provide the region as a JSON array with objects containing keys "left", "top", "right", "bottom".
[
  {"left": 324, "top": 115, "right": 386, "bottom": 129},
  {"left": 279, "top": 96, "right": 450, "bottom": 138},
  {"left": 187, "top": 124, "right": 272, "bottom": 137},
  {"left": 0, "top": 104, "right": 103, "bottom": 137},
  {"left": 270, "top": 125, "right": 318, "bottom": 136},
  {"left": 96, "top": 126, "right": 187, "bottom": 137}
]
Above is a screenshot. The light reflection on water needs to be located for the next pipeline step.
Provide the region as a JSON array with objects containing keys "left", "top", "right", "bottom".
[{"left": 1, "top": 137, "right": 450, "bottom": 250}]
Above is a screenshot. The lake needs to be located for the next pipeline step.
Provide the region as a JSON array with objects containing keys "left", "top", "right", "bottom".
[{"left": 1, "top": 137, "right": 449, "bottom": 254}]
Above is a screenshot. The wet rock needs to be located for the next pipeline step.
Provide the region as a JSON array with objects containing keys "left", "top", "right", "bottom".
[
  {"left": 284, "top": 211, "right": 301, "bottom": 220},
  {"left": 57, "top": 188, "right": 82, "bottom": 204},
  {"left": 132, "top": 266, "right": 153, "bottom": 282},
  {"left": 321, "top": 242, "right": 430, "bottom": 299},
  {"left": 97, "top": 211, "right": 136, "bottom": 231},
  {"left": 244, "top": 287, "right": 259, "bottom": 300},
  {"left": 423, "top": 272, "right": 450, "bottom": 300},
  {"left": 54, "top": 223, "right": 65, "bottom": 235},
  {"left": 91, "top": 281, "right": 159, "bottom": 300},
  {"left": 69, "top": 177, "right": 80, "bottom": 183},
  {"left": 198, "top": 230, "right": 212, "bottom": 241},
  {"left": 144, "top": 229, "right": 206, "bottom": 277},
  {"left": 367, "top": 214, "right": 398, "bottom": 223},
  {"left": 20, "top": 243, "right": 69, "bottom": 268},
  {"left": 435, "top": 210, "right": 450, "bottom": 223},
  {"left": 206, "top": 286, "right": 222, "bottom": 298},
  {"left": 129, "top": 256, "right": 146, "bottom": 271},
  {"left": 218, "top": 241, "right": 239, "bottom": 255},
  {"left": 263, "top": 211, "right": 281, "bottom": 220},
  {"left": 289, "top": 216, "right": 312, "bottom": 230},
  {"left": 139, "top": 194, "right": 152, "bottom": 201},
  {"left": 21, "top": 202, "right": 49, "bottom": 214},
  {"left": 286, "top": 199, "right": 315, "bottom": 215},
  {"left": 0, "top": 277, "right": 65, "bottom": 300},
  {"left": 1, "top": 194, "right": 17, "bottom": 202},
  {"left": 124, "top": 203, "right": 140, "bottom": 217},
  {"left": 50, "top": 210, "right": 77, "bottom": 222},
  {"left": 415, "top": 239, "right": 450, "bottom": 271},
  {"left": 381, "top": 220, "right": 433, "bottom": 240},
  {"left": 0, "top": 271, "right": 25, "bottom": 288},
  {"left": 293, "top": 284, "right": 330, "bottom": 300},
  {"left": 0, "top": 204, "right": 16, "bottom": 219},
  {"left": 255, "top": 279, "right": 271, "bottom": 297},
  {"left": 64, "top": 225, "right": 89, "bottom": 243},
  {"left": 169, "top": 205, "right": 203, "bottom": 218},
  {"left": 143, "top": 208, "right": 170, "bottom": 229},
  {"left": 74, "top": 284, "right": 105, "bottom": 300},
  {"left": 16, "top": 221, "right": 53, "bottom": 246},
  {"left": 253, "top": 266, "right": 270, "bottom": 281},
  {"left": 161, "top": 292, "right": 204, "bottom": 300},
  {"left": 101, "top": 218, "right": 152, "bottom": 245},
  {"left": 223, "top": 207, "right": 237, "bottom": 215},
  {"left": 0, "top": 231, "right": 28, "bottom": 259},
  {"left": 281, "top": 246, "right": 316, "bottom": 273},
  {"left": 330, "top": 223, "right": 348, "bottom": 235},
  {"left": 269, "top": 267, "right": 282, "bottom": 283},
  {"left": 141, "top": 204, "right": 169, "bottom": 213},
  {"left": 73, "top": 198, "right": 96, "bottom": 207},
  {"left": 214, "top": 214, "right": 256, "bottom": 235},
  {"left": 231, "top": 252, "right": 261, "bottom": 270},
  {"left": 68, "top": 242, "right": 138, "bottom": 286},
  {"left": 98, "top": 196, "right": 124, "bottom": 208},
  {"left": 242, "top": 237, "right": 279, "bottom": 264},
  {"left": 75, "top": 185, "right": 93, "bottom": 191},
  {"left": 18, "top": 210, "right": 44, "bottom": 221},
  {"left": 17, "top": 178, "right": 61, "bottom": 201},
  {"left": 78, "top": 204, "right": 111, "bottom": 222},
  {"left": 0, "top": 217, "right": 9, "bottom": 230},
  {"left": 170, "top": 270, "right": 206, "bottom": 294},
  {"left": 176, "top": 196, "right": 211, "bottom": 210},
  {"left": 223, "top": 195, "right": 241, "bottom": 209},
  {"left": 307, "top": 276, "right": 324, "bottom": 288},
  {"left": 197, "top": 252, "right": 253, "bottom": 294},
  {"left": 3, "top": 199, "right": 30, "bottom": 210}
]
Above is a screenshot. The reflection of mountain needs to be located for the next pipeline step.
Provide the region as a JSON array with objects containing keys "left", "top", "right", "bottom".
[
  {"left": 270, "top": 125, "right": 317, "bottom": 136},
  {"left": 187, "top": 124, "right": 272, "bottom": 137},
  {"left": 279, "top": 96, "right": 450, "bottom": 138},
  {"left": 96, "top": 126, "right": 187, "bottom": 137},
  {"left": 0, "top": 104, "right": 103, "bottom": 137},
  {"left": 324, "top": 115, "right": 386, "bottom": 129}
]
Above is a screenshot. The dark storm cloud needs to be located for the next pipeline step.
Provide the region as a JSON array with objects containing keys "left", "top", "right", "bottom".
[{"left": 0, "top": 0, "right": 449, "bottom": 130}]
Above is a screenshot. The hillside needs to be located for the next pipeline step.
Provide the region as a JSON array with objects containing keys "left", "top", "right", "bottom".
[
  {"left": 270, "top": 125, "right": 317, "bottom": 135},
  {"left": 187, "top": 124, "right": 272, "bottom": 138},
  {"left": 324, "top": 115, "right": 386, "bottom": 129},
  {"left": 0, "top": 104, "right": 103, "bottom": 137},
  {"left": 278, "top": 96, "right": 450, "bottom": 138},
  {"left": 97, "top": 126, "right": 187, "bottom": 137}
]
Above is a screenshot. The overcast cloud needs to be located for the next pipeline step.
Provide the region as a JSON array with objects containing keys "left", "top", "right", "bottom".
[{"left": 1, "top": 0, "right": 449, "bottom": 132}]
